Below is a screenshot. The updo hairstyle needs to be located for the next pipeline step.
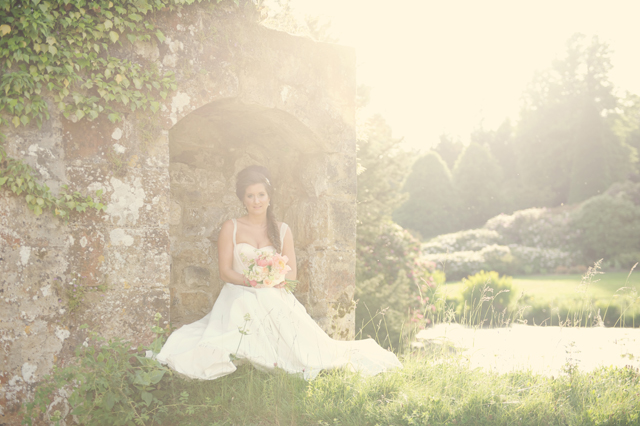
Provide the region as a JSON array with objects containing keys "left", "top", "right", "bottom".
[{"left": 235, "top": 165, "right": 281, "bottom": 253}]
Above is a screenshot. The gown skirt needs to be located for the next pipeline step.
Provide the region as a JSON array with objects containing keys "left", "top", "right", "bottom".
[{"left": 155, "top": 220, "right": 402, "bottom": 380}]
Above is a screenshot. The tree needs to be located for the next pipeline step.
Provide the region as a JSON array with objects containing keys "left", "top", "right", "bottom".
[
  {"left": 433, "top": 133, "right": 464, "bottom": 170},
  {"left": 516, "top": 34, "right": 636, "bottom": 206},
  {"left": 393, "top": 151, "right": 459, "bottom": 239},
  {"left": 356, "top": 114, "right": 412, "bottom": 229},
  {"left": 355, "top": 115, "right": 427, "bottom": 347},
  {"left": 614, "top": 93, "right": 640, "bottom": 181},
  {"left": 452, "top": 142, "right": 504, "bottom": 229}
]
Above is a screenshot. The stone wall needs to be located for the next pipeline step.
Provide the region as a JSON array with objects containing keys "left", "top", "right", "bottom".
[{"left": 0, "top": 3, "right": 356, "bottom": 416}]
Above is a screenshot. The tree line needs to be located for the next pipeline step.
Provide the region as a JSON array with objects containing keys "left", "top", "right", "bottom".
[{"left": 394, "top": 34, "right": 640, "bottom": 240}]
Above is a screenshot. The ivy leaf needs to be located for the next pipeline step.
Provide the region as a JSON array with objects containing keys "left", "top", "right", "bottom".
[
  {"left": 48, "top": 45, "right": 58, "bottom": 55},
  {"left": 114, "top": 74, "right": 123, "bottom": 84},
  {"left": 155, "top": 30, "right": 165, "bottom": 43},
  {"left": 0, "top": 177, "right": 7, "bottom": 186},
  {"left": 109, "top": 31, "right": 119, "bottom": 43},
  {"left": 33, "top": 205, "right": 43, "bottom": 215},
  {"left": 0, "top": 24, "right": 10, "bottom": 36},
  {"left": 104, "top": 19, "right": 113, "bottom": 30},
  {"left": 12, "top": 116, "right": 20, "bottom": 127},
  {"left": 141, "top": 391, "right": 152, "bottom": 406}
]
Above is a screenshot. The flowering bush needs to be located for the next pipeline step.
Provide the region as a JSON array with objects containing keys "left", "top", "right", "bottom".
[
  {"left": 424, "top": 244, "right": 576, "bottom": 279},
  {"left": 356, "top": 220, "right": 437, "bottom": 347},
  {"left": 509, "top": 245, "right": 576, "bottom": 275},
  {"left": 422, "top": 229, "right": 502, "bottom": 254},
  {"left": 484, "top": 207, "right": 575, "bottom": 250}
]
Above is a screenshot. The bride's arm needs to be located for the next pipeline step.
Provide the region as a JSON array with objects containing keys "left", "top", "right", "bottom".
[
  {"left": 218, "top": 220, "right": 250, "bottom": 286},
  {"left": 281, "top": 226, "right": 297, "bottom": 281}
]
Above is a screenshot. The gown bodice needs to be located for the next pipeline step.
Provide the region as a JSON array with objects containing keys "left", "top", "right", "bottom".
[{"left": 231, "top": 219, "right": 288, "bottom": 276}]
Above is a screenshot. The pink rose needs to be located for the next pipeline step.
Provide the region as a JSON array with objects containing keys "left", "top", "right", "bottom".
[
  {"left": 249, "top": 280, "right": 258, "bottom": 287},
  {"left": 256, "top": 258, "right": 269, "bottom": 267}
]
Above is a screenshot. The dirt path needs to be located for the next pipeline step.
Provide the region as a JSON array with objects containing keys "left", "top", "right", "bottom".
[{"left": 415, "top": 324, "right": 640, "bottom": 375}]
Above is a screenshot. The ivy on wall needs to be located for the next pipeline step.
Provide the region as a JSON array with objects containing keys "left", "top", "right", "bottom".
[
  {"left": 0, "top": 145, "right": 106, "bottom": 217},
  {"left": 0, "top": 0, "right": 235, "bottom": 217}
]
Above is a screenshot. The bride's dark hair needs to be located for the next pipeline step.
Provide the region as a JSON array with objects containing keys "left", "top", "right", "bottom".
[{"left": 235, "top": 165, "right": 281, "bottom": 253}]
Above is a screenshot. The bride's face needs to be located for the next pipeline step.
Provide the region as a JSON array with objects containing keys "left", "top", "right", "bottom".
[{"left": 243, "top": 183, "right": 270, "bottom": 215}]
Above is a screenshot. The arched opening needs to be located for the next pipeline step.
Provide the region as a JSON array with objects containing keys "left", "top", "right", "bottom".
[{"left": 168, "top": 98, "right": 332, "bottom": 326}]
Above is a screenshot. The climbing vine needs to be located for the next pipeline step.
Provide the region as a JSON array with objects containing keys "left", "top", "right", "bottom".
[
  {"left": 0, "top": 144, "right": 106, "bottom": 218},
  {"left": 0, "top": 0, "right": 236, "bottom": 217},
  {"left": 0, "top": 0, "right": 213, "bottom": 127}
]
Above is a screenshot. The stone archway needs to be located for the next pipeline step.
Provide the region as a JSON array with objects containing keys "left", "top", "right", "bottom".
[{"left": 168, "top": 98, "right": 356, "bottom": 337}]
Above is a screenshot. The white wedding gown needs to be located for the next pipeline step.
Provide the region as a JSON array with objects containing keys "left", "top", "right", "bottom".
[{"left": 155, "top": 219, "right": 402, "bottom": 380}]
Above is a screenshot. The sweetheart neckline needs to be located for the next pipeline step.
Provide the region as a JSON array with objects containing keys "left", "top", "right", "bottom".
[{"left": 236, "top": 242, "right": 275, "bottom": 250}]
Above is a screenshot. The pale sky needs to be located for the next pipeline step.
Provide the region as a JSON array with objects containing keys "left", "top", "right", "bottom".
[{"left": 269, "top": 0, "right": 640, "bottom": 152}]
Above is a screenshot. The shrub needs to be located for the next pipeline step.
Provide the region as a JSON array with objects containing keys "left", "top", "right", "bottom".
[
  {"left": 509, "top": 245, "right": 575, "bottom": 275},
  {"left": 570, "top": 193, "right": 640, "bottom": 263},
  {"left": 484, "top": 207, "right": 574, "bottom": 249},
  {"left": 460, "top": 271, "right": 514, "bottom": 326},
  {"left": 423, "top": 249, "right": 487, "bottom": 281},
  {"left": 422, "top": 229, "right": 502, "bottom": 254},
  {"left": 356, "top": 220, "right": 435, "bottom": 349}
]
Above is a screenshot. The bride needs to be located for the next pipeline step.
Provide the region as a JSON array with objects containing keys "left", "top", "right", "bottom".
[{"left": 156, "top": 165, "right": 402, "bottom": 380}]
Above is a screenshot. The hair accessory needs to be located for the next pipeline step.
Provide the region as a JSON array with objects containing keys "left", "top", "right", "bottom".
[{"left": 264, "top": 177, "right": 271, "bottom": 186}]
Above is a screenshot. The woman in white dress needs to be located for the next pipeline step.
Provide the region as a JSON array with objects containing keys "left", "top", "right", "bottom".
[{"left": 156, "top": 165, "right": 402, "bottom": 380}]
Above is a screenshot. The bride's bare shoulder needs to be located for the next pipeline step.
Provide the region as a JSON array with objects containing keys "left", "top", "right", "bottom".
[{"left": 219, "top": 219, "right": 235, "bottom": 235}]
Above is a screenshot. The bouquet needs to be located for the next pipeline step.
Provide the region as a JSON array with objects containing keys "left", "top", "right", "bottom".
[{"left": 243, "top": 251, "right": 298, "bottom": 292}]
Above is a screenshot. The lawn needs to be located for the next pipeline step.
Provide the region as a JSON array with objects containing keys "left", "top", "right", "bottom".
[
  {"left": 439, "top": 271, "right": 640, "bottom": 303},
  {"left": 434, "top": 270, "right": 640, "bottom": 327}
]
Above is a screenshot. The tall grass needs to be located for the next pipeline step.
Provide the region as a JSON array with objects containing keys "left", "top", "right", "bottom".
[
  {"left": 152, "top": 355, "right": 640, "bottom": 426},
  {"left": 24, "top": 263, "right": 640, "bottom": 426}
]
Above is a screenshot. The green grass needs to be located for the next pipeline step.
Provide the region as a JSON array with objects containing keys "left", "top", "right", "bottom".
[
  {"left": 440, "top": 272, "right": 640, "bottom": 304},
  {"left": 152, "top": 354, "right": 640, "bottom": 426},
  {"left": 434, "top": 270, "right": 640, "bottom": 328}
]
